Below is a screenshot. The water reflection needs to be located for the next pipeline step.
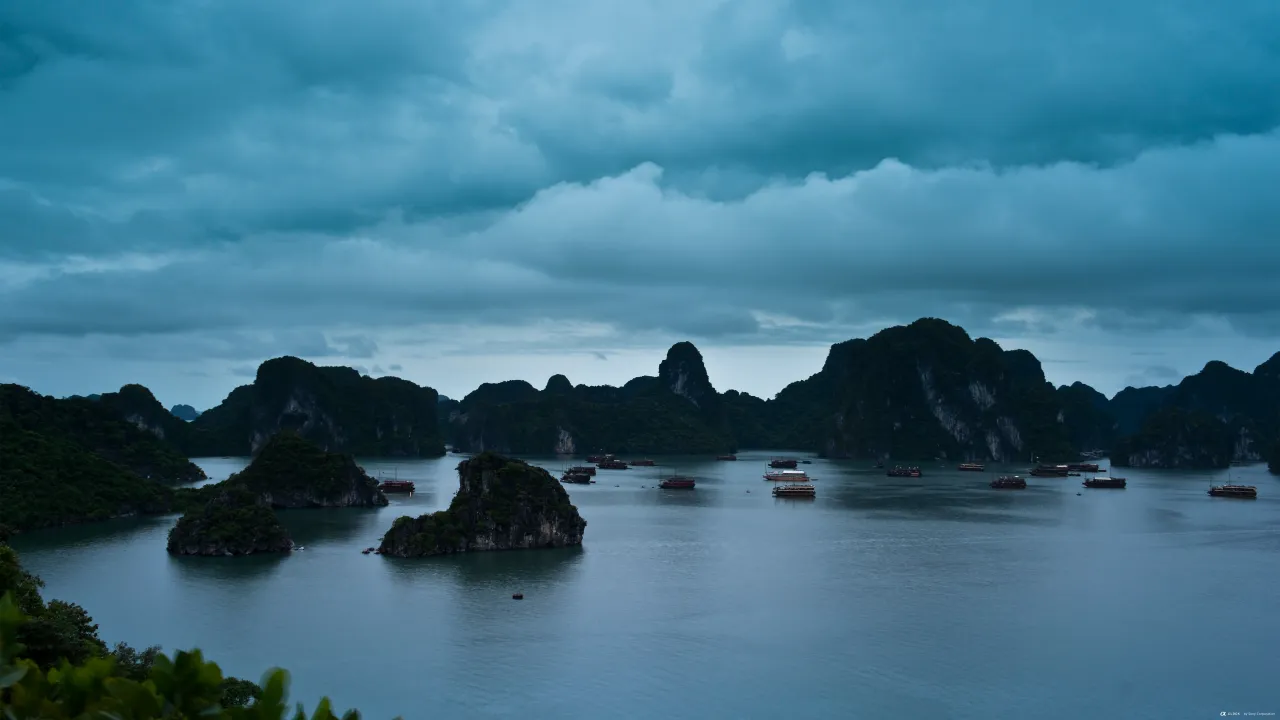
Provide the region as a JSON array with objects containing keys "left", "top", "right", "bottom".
[
  {"left": 11, "top": 515, "right": 176, "bottom": 555},
  {"left": 383, "top": 545, "right": 585, "bottom": 589},
  {"left": 276, "top": 508, "right": 387, "bottom": 546},
  {"left": 167, "top": 552, "right": 289, "bottom": 583}
]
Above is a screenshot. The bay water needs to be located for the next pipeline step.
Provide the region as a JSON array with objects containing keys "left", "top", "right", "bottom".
[{"left": 11, "top": 454, "right": 1279, "bottom": 719}]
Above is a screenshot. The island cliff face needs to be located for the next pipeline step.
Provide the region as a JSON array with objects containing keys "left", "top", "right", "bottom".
[
  {"left": 167, "top": 487, "right": 293, "bottom": 556},
  {"left": 226, "top": 431, "right": 388, "bottom": 509},
  {"left": 186, "top": 356, "right": 446, "bottom": 458},
  {"left": 725, "top": 319, "right": 1073, "bottom": 461},
  {"left": 98, "top": 384, "right": 198, "bottom": 457},
  {"left": 378, "top": 452, "right": 586, "bottom": 558},
  {"left": 1111, "top": 357, "right": 1280, "bottom": 469}
]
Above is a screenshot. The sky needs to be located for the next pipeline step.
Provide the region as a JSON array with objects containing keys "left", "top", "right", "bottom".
[{"left": 3, "top": 0, "right": 1280, "bottom": 410}]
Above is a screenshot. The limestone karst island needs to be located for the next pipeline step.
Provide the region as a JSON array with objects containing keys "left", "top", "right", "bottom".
[{"left": 3, "top": 3, "right": 1278, "bottom": 713}]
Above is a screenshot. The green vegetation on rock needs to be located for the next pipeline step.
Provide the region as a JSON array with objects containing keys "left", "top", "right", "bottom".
[
  {"left": 224, "top": 432, "right": 388, "bottom": 509},
  {"left": 1111, "top": 407, "right": 1236, "bottom": 469},
  {"left": 1054, "top": 382, "right": 1117, "bottom": 453},
  {"left": 444, "top": 346, "right": 737, "bottom": 455},
  {"left": 379, "top": 452, "right": 585, "bottom": 557},
  {"left": 167, "top": 487, "right": 294, "bottom": 556},
  {"left": 185, "top": 357, "right": 445, "bottom": 458},
  {"left": 725, "top": 319, "right": 1074, "bottom": 461},
  {"left": 1108, "top": 357, "right": 1280, "bottom": 468},
  {"left": 0, "top": 385, "right": 210, "bottom": 534},
  {"left": 98, "top": 384, "right": 195, "bottom": 457},
  {"left": 2, "top": 384, "right": 204, "bottom": 484}
]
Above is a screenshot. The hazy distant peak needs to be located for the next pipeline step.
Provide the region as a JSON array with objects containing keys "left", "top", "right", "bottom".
[{"left": 169, "top": 404, "right": 202, "bottom": 422}]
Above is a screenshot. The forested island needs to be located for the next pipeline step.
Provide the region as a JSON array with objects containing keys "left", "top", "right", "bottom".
[
  {"left": 165, "top": 432, "right": 388, "bottom": 556},
  {"left": 0, "top": 384, "right": 207, "bottom": 534},
  {"left": 167, "top": 487, "right": 295, "bottom": 556},
  {"left": 379, "top": 452, "right": 586, "bottom": 557}
]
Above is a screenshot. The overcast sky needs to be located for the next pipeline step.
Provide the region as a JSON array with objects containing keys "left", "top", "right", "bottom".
[{"left": 3, "top": 0, "right": 1280, "bottom": 409}]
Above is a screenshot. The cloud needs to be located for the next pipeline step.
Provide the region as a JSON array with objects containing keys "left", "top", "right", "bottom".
[
  {"left": 3, "top": 136, "right": 1280, "bottom": 349},
  {"left": 2, "top": 0, "right": 1280, "bottom": 400}
]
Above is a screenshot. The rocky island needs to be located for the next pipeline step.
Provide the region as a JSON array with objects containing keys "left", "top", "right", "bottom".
[
  {"left": 184, "top": 356, "right": 446, "bottom": 457},
  {"left": 166, "top": 432, "right": 386, "bottom": 555},
  {"left": 167, "top": 487, "right": 293, "bottom": 556},
  {"left": 378, "top": 452, "right": 586, "bottom": 558},
  {"left": 223, "top": 431, "right": 389, "bottom": 509},
  {"left": 1110, "top": 357, "right": 1280, "bottom": 469}
]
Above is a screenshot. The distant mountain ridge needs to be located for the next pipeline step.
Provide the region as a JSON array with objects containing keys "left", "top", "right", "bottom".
[
  {"left": 440, "top": 343, "right": 736, "bottom": 454},
  {"left": 437, "top": 319, "right": 1280, "bottom": 468},
  {"left": 75, "top": 318, "right": 1280, "bottom": 472}
]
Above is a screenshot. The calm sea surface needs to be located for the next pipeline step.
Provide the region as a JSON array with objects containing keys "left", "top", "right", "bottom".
[{"left": 11, "top": 454, "right": 1280, "bottom": 719}]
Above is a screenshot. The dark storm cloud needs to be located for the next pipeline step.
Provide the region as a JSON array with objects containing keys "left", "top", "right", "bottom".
[{"left": 1, "top": 0, "right": 1279, "bottom": 373}]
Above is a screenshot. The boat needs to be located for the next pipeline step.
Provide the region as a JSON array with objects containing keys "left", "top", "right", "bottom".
[
  {"left": 799, "top": 460, "right": 812, "bottom": 464},
  {"left": 361, "top": 548, "right": 374, "bottom": 555},
  {"left": 586, "top": 453, "right": 613, "bottom": 463},
  {"left": 716, "top": 454, "right": 738, "bottom": 461},
  {"left": 512, "top": 593, "right": 524, "bottom": 600},
  {"left": 1083, "top": 476, "right": 1126, "bottom": 489},
  {"left": 1067, "top": 463, "right": 1101, "bottom": 472},
  {"left": 1030, "top": 464, "right": 1069, "bottom": 477},
  {"left": 567, "top": 465, "right": 596, "bottom": 476},
  {"left": 990, "top": 475, "right": 1026, "bottom": 489},
  {"left": 628, "top": 459, "right": 656, "bottom": 467},
  {"left": 379, "top": 479, "right": 416, "bottom": 494},
  {"left": 596, "top": 459, "right": 629, "bottom": 470},
  {"left": 958, "top": 463, "right": 986, "bottom": 472},
  {"left": 772, "top": 483, "right": 816, "bottom": 498},
  {"left": 659, "top": 475, "right": 696, "bottom": 489},
  {"left": 874, "top": 461, "right": 884, "bottom": 469},
  {"left": 764, "top": 469, "right": 810, "bottom": 482},
  {"left": 377, "top": 470, "right": 415, "bottom": 494},
  {"left": 769, "top": 457, "right": 799, "bottom": 469},
  {"left": 886, "top": 466, "right": 922, "bottom": 478},
  {"left": 1208, "top": 484, "right": 1257, "bottom": 499},
  {"left": 560, "top": 471, "right": 594, "bottom": 484}
]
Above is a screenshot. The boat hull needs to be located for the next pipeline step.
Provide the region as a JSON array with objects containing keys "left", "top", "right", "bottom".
[
  {"left": 1208, "top": 486, "right": 1257, "bottom": 499},
  {"left": 772, "top": 484, "right": 816, "bottom": 498}
]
